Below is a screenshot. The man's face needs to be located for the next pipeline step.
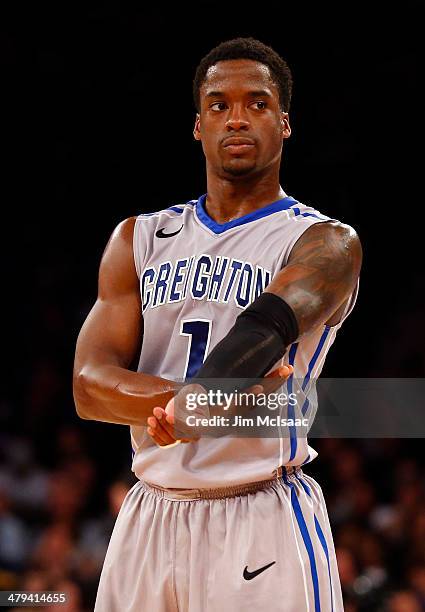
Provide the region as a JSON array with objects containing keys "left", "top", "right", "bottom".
[{"left": 194, "top": 59, "right": 291, "bottom": 179}]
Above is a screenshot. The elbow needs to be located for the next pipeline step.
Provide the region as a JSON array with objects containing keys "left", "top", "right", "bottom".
[
  {"left": 75, "top": 403, "right": 91, "bottom": 420},
  {"left": 73, "top": 370, "right": 93, "bottom": 420}
]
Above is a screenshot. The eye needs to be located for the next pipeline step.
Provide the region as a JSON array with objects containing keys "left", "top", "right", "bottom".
[
  {"left": 251, "top": 101, "right": 267, "bottom": 110},
  {"left": 210, "top": 102, "right": 227, "bottom": 112}
]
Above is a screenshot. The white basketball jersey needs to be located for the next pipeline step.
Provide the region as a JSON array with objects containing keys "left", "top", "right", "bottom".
[{"left": 131, "top": 194, "right": 359, "bottom": 487}]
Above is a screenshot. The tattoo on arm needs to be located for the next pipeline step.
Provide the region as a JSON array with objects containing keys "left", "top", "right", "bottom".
[{"left": 265, "top": 221, "right": 362, "bottom": 337}]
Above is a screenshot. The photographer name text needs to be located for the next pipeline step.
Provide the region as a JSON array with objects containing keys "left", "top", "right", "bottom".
[{"left": 185, "top": 415, "right": 309, "bottom": 427}]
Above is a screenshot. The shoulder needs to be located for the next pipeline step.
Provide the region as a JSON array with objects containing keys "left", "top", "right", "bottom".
[
  {"left": 289, "top": 219, "right": 363, "bottom": 269},
  {"left": 103, "top": 216, "right": 137, "bottom": 255},
  {"left": 285, "top": 196, "right": 361, "bottom": 247},
  {"left": 282, "top": 196, "right": 361, "bottom": 259},
  {"left": 301, "top": 219, "right": 362, "bottom": 250},
  {"left": 99, "top": 217, "right": 139, "bottom": 288}
]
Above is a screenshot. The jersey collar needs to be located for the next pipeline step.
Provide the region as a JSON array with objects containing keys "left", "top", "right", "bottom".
[{"left": 195, "top": 193, "right": 298, "bottom": 235}]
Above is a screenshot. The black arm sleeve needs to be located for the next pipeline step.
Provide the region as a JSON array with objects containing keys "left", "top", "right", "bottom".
[{"left": 191, "top": 292, "right": 299, "bottom": 387}]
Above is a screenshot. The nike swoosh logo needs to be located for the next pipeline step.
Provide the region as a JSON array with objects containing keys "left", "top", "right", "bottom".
[
  {"left": 155, "top": 225, "right": 183, "bottom": 238},
  {"left": 243, "top": 561, "right": 276, "bottom": 580}
]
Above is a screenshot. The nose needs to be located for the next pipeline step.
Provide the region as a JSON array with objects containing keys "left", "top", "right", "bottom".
[{"left": 225, "top": 105, "right": 250, "bottom": 131}]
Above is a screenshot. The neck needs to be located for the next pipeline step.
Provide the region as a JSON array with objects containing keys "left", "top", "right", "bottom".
[{"left": 204, "top": 166, "right": 286, "bottom": 224}]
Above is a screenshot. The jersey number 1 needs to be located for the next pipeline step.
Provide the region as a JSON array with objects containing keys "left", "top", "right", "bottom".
[{"left": 180, "top": 319, "right": 212, "bottom": 379}]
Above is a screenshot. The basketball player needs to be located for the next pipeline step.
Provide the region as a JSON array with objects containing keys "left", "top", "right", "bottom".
[{"left": 73, "top": 38, "right": 362, "bottom": 611}]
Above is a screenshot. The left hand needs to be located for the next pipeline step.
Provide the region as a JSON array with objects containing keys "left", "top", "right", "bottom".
[{"left": 147, "top": 383, "right": 206, "bottom": 447}]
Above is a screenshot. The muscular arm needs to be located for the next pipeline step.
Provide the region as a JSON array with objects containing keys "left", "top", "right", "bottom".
[
  {"left": 193, "top": 220, "right": 362, "bottom": 381},
  {"left": 265, "top": 221, "right": 362, "bottom": 335},
  {"left": 72, "top": 217, "right": 181, "bottom": 426}
]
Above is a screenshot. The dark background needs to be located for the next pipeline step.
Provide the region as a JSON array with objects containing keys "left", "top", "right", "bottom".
[{"left": 1, "top": 3, "right": 424, "bottom": 611}]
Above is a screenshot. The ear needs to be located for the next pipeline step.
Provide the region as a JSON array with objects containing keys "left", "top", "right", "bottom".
[
  {"left": 280, "top": 112, "right": 291, "bottom": 139},
  {"left": 193, "top": 113, "right": 201, "bottom": 141}
]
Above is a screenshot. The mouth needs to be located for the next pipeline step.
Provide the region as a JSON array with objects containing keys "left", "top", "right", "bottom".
[{"left": 222, "top": 137, "right": 256, "bottom": 155}]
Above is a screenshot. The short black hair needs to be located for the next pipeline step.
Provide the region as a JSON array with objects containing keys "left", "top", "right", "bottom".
[{"left": 193, "top": 37, "right": 293, "bottom": 113}]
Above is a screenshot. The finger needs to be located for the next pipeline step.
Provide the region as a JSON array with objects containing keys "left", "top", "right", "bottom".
[
  {"left": 153, "top": 406, "right": 167, "bottom": 419},
  {"left": 147, "top": 426, "right": 168, "bottom": 446},
  {"left": 147, "top": 427, "right": 182, "bottom": 448},
  {"left": 164, "top": 413, "right": 188, "bottom": 437},
  {"left": 154, "top": 407, "right": 183, "bottom": 440},
  {"left": 148, "top": 426, "right": 177, "bottom": 447},
  {"left": 165, "top": 409, "right": 194, "bottom": 435},
  {"left": 149, "top": 410, "right": 194, "bottom": 444},
  {"left": 266, "top": 368, "right": 281, "bottom": 378},
  {"left": 147, "top": 422, "right": 174, "bottom": 446},
  {"left": 147, "top": 416, "right": 177, "bottom": 446},
  {"left": 267, "top": 365, "right": 293, "bottom": 379},
  {"left": 265, "top": 366, "right": 294, "bottom": 389},
  {"left": 281, "top": 365, "right": 294, "bottom": 378},
  {"left": 148, "top": 425, "right": 191, "bottom": 446},
  {"left": 153, "top": 406, "right": 173, "bottom": 430}
]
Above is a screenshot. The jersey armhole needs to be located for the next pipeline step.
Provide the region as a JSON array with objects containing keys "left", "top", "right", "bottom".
[
  {"left": 133, "top": 217, "right": 145, "bottom": 280},
  {"left": 331, "top": 277, "right": 360, "bottom": 328}
]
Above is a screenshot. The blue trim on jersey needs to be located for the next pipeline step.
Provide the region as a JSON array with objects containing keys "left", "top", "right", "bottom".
[
  {"left": 301, "top": 396, "right": 310, "bottom": 415},
  {"left": 302, "top": 453, "right": 311, "bottom": 465},
  {"left": 295, "top": 475, "right": 334, "bottom": 612},
  {"left": 302, "top": 326, "right": 330, "bottom": 392},
  {"left": 195, "top": 194, "right": 299, "bottom": 234},
  {"left": 314, "top": 517, "right": 334, "bottom": 612},
  {"left": 283, "top": 474, "right": 321, "bottom": 612},
  {"left": 167, "top": 206, "right": 185, "bottom": 214},
  {"left": 287, "top": 343, "right": 299, "bottom": 461},
  {"left": 301, "top": 212, "right": 325, "bottom": 220},
  {"left": 292, "top": 207, "right": 300, "bottom": 216},
  {"left": 301, "top": 326, "right": 331, "bottom": 415}
]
